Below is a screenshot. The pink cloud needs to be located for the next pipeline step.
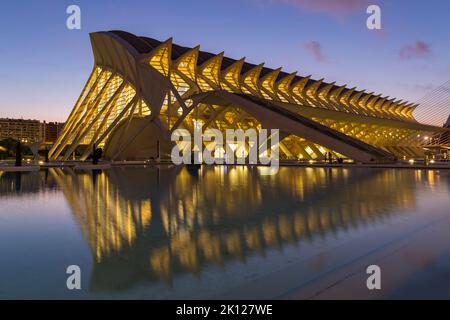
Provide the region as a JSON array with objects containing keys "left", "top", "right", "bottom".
[
  {"left": 400, "top": 41, "right": 432, "bottom": 60},
  {"left": 303, "top": 41, "right": 329, "bottom": 63},
  {"left": 281, "top": 0, "right": 369, "bottom": 15}
]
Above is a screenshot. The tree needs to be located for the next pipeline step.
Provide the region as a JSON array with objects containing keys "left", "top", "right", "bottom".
[{"left": 0, "top": 138, "right": 32, "bottom": 159}]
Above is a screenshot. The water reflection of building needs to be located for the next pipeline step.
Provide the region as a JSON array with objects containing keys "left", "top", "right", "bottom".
[
  {"left": 50, "top": 166, "right": 420, "bottom": 291},
  {"left": 0, "top": 170, "right": 58, "bottom": 196}
]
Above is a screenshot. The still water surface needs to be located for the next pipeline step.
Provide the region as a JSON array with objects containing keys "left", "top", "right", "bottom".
[{"left": 1, "top": 166, "right": 450, "bottom": 299}]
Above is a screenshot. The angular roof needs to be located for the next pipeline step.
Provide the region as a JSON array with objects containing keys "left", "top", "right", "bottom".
[{"left": 110, "top": 30, "right": 347, "bottom": 96}]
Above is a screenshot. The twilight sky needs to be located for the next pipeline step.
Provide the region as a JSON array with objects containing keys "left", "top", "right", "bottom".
[{"left": 1, "top": 0, "right": 449, "bottom": 125}]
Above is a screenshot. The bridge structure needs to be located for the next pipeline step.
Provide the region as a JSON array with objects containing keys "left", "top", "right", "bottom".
[{"left": 49, "top": 31, "right": 449, "bottom": 163}]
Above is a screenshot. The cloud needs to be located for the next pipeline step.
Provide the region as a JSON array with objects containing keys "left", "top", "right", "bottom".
[
  {"left": 400, "top": 41, "right": 432, "bottom": 60},
  {"left": 303, "top": 41, "right": 329, "bottom": 63},
  {"left": 280, "top": 0, "right": 369, "bottom": 15}
]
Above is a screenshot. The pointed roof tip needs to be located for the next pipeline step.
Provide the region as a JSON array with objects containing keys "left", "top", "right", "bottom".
[
  {"left": 276, "top": 71, "right": 297, "bottom": 84},
  {"left": 292, "top": 74, "right": 309, "bottom": 82},
  {"left": 351, "top": 89, "right": 365, "bottom": 97},
  {"left": 319, "top": 82, "right": 336, "bottom": 93},
  {"left": 403, "top": 101, "right": 413, "bottom": 107},
  {"left": 261, "top": 67, "right": 282, "bottom": 78},
  {"left": 241, "top": 62, "right": 264, "bottom": 76},
  {"left": 225, "top": 56, "right": 245, "bottom": 67},
  {"left": 319, "top": 81, "right": 336, "bottom": 90},
  {"left": 331, "top": 84, "right": 346, "bottom": 91},
  {"left": 308, "top": 79, "right": 323, "bottom": 87}
]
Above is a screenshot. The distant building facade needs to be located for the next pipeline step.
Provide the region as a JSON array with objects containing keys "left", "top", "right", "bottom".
[
  {"left": 43, "top": 121, "right": 65, "bottom": 143},
  {"left": 0, "top": 118, "right": 65, "bottom": 144},
  {"left": 0, "top": 118, "right": 43, "bottom": 143}
]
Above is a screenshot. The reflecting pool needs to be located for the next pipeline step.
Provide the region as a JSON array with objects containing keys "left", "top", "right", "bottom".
[{"left": 1, "top": 166, "right": 450, "bottom": 299}]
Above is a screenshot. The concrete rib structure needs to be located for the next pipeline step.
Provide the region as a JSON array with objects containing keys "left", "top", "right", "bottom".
[{"left": 49, "top": 31, "right": 450, "bottom": 163}]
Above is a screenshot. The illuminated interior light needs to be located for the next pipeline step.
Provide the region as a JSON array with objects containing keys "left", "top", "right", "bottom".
[{"left": 51, "top": 31, "right": 446, "bottom": 163}]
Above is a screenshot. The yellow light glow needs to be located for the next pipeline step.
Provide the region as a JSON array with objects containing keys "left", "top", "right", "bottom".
[
  {"left": 51, "top": 32, "right": 444, "bottom": 164},
  {"left": 408, "top": 159, "right": 414, "bottom": 165}
]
